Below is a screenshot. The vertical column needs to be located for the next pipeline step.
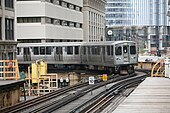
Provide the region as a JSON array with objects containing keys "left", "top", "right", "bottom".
[
  {"left": 159, "top": 26, "right": 163, "bottom": 50},
  {"left": 1, "top": 0, "right": 5, "bottom": 41},
  {"left": 147, "top": 27, "right": 151, "bottom": 53}
]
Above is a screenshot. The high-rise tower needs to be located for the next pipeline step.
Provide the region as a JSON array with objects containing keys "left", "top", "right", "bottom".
[{"left": 106, "top": 0, "right": 170, "bottom": 55}]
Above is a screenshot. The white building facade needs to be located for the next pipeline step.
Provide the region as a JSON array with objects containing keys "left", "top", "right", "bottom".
[
  {"left": 83, "top": 0, "right": 106, "bottom": 42},
  {"left": 106, "top": 0, "right": 170, "bottom": 55},
  {"left": 16, "top": 0, "right": 83, "bottom": 43}
]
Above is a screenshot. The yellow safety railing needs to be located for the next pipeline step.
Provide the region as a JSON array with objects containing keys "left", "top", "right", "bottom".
[
  {"left": 0, "top": 60, "right": 20, "bottom": 80},
  {"left": 151, "top": 59, "right": 165, "bottom": 77}
]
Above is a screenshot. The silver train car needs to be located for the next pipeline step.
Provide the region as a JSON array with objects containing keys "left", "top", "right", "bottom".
[{"left": 17, "top": 41, "right": 137, "bottom": 74}]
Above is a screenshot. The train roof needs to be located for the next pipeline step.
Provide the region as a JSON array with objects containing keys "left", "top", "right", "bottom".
[
  {"left": 82, "top": 41, "right": 135, "bottom": 46},
  {"left": 17, "top": 41, "right": 135, "bottom": 47},
  {"left": 17, "top": 42, "right": 84, "bottom": 47}
]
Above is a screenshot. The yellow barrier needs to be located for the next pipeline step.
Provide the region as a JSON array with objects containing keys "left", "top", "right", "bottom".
[
  {"left": 0, "top": 60, "right": 20, "bottom": 80},
  {"left": 151, "top": 59, "right": 165, "bottom": 77}
]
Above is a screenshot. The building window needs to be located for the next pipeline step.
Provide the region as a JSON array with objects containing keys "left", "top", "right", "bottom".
[
  {"left": 53, "top": 0, "right": 59, "bottom": 5},
  {"left": 61, "top": 2, "right": 67, "bottom": 8},
  {"left": 69, "top": 22, "right": 75, "bottom": 27},
  {"left": 69, "top": 4, "right": 74, "bottom": 9},
  {"left": 5, "top": 18, "right": 14, "bottom": 40},
  {"left": 5, "top": 0, "right": 14, "bottom": 8},
  {"left": 62, "top": 20, "right": 68, "bottom": 26},
  {"left": 53, "top": 19, "right": 60, "bottom": 25},
  {"left": 17, "top": 17, "right": 41, "bottom": 23}
]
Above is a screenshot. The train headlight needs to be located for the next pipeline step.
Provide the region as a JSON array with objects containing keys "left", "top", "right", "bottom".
[
  {"left": 131, "top": 57, "right": 136, "bottom": 59},
  {"left": 117, "top": 58, "right": 121, "bottom": 60}
]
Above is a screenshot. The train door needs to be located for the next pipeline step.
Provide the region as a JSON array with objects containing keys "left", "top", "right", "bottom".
[
  {"left": 23, "top": 47, "right": 31, "bottom": 61},
  {"left": 123, "top": 45, "right": 129, "bottom": 62},
  {"left": 102, "top": 46, "right": 105, "bottom": 63},
  {"left": 55, "top": 47, "right": 63, "bottom": 61}
]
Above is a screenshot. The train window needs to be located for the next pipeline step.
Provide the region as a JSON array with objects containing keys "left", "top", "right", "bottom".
[
  {"left": 96, "top": 46, "right": 100, "bottom": 55},
  {"left": 107, "top": 46, "right": 110, "bottom": 55},
  {"left": 123, "top": 46, "right": 128, "bottom": 53},
  {"left": 75, "top": 46, "right": 79, "bottom": 55},
  {"left": 83, "top": 47, "right": 86, "bottom": 55},
  {"left": 33, "top": 47, "right": 39, "bottom": 55},
  {"left": 40, "top": 47, "right": 45, "bottom": 55},
  {"left": 17, "top": 47, "right": 20, "bottom": 55},
  {"left": 67, "top": 46, "right": 73, "bottom": 55},
  {"left": 88, "top": 47, "right": 91, "bottom": 55},
  {"left": 46, "top": 47, "right": 51, "bottom": 55},
  {"left": 111, "top": 46, "right": 113, "bottom": 55},
  {"left": 115, "top": 46, "right": 122, "bottom": 55},
  {"left": 130, "top": 46, "right": 136, "bottom": 54},
  {"left": 23, "top": 48, "right": 30, "bottom": 55},
  {"left": 91, "top": 46, "right": 96, "bottom": 55},
  {"left": 56, "top": 47, "right": 59, "bottom": 54},
  {"left": 56, "top": 47, "right": 62, "bottom": 54}
]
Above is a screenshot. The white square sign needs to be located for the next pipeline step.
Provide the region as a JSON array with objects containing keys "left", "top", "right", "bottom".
[{"left": 89, "top": 76, "right": 94, "bottom": 85}]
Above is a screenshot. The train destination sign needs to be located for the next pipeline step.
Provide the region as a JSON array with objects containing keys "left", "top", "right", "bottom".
[{"left": 89, "top": 76, "right": 95, "bottom": 85}]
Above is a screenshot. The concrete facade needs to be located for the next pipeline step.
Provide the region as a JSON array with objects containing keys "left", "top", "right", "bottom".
[
  {"left": 16, "top": 0, "right": 83, "bottom": 43},
  {"left": 0, "top": 80, "right": 25, "bottom": 109},
  {"left": 0, "top": 0, "right": 17, "bottom": 60},
  {"left": 83, "top": 0, "right": 106, "bottom": 42}
]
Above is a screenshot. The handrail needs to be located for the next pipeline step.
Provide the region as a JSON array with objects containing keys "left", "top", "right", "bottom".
[{"left": 151, "top": 59, "right": 164, "bottom": 77}]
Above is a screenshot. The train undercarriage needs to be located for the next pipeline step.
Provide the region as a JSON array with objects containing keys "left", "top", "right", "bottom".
[{"left": 19, "top": 63, "right": 135, "bottom": 75}]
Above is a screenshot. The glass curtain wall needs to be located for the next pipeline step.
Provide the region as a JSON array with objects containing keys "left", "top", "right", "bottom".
[{"left": 106, "top": 0, "right": 168, "bottom": 26}]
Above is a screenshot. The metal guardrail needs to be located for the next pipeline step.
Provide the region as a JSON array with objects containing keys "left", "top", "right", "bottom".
[{"left": 151, "top": 59, "right": 165, "bottom": 77}]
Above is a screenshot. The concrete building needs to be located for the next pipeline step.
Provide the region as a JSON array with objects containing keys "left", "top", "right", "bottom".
[
  {"left": 83, "top": 0, "right": 106, "bottom": 42},
  {"left": 0, "top": 0, "right": 17, "bottom": 60},
  {"left": 0, "top": 80, "right": 25, "bottom": 109},
  {"left": 16, "top": 0, "right": 83, "bottom": 43},
  {"left": 106, "top": 0, "right": 170, "bottom": 55}
]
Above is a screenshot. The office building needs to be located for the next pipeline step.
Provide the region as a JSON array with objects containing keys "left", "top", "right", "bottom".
[
  {"left": 16, "top": 0, "right": 83, "bottom": 43},
  {"left": 106, "top": 0, "right": 170, "bottom": 55},
  {"left": 83, "top": 0, "right": 106, "bottom": 42},
  {"left": 0, "top": 0, "right": 16, "bottom": 60}
]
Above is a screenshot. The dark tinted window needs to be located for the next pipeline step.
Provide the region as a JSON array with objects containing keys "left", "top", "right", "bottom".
[
  {"left": 107, "top": 46, "right": 110, "bottom": 55},
  {"left": 115, "top": 46, "right": 122, "bottom": 55},
  {"left": 46, "top": 47, "right": 51, "bottom": 55},
  {"left": 67, "top": 46, "right": 73, "bottom": 55},
  {"left": 40, "top": 47, "right": 45, "bottom": 55},
  {"left": 17, "top": 47, "right": 20, "bottom": 55},
  {"left": 33, "top": 47, "right": 39, "bottom": 55},
  {"left": 130, "top": 46, "right": 136, "bottom": 54},
  {"left": 75, "top": 46, "right": 79, "bottom": 55},
  {"left": 111, "top": 46, "right": 113, "bottom": 55},
  {"left": 5, "top": 18, "right": 14, "bottom": 40},
  {"left": 56, "top": 47, "right": 62, "bottom": 54},
  {"left": 83, "top": 47, "right": 86, "bottom": 55},
  {"left": 5, "top": 0, "right": 13, "bottom": 8}
]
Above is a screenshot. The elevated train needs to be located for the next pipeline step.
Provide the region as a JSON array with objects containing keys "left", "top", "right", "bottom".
[{"left": 17, "top": 41, "right": 137, "bottom": 74}]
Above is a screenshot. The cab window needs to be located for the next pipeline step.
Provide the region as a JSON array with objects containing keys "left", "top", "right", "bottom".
[
  {"left": 130, "top": 46, "right": 136, "bottom": 54},
  {"left": 115, "top": 46, "right": 122, "bottom": 55}
]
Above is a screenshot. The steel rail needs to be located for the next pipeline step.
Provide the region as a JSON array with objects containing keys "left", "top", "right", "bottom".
[
  {"left": 0, "top": 82, "right": 88, "bottom": 113},
  {"left": 29, "top": 73, "right": 137, "bottom": 113},
  {"left": 69, "top": 74, "right": 146, "bottom": 113}
]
